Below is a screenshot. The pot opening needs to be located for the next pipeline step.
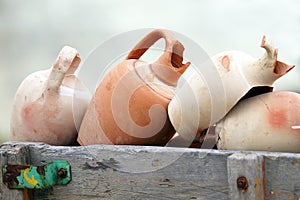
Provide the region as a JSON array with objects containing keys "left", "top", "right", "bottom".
[{"left": 239, "top": 86, "right": 273, "bottom": 102}]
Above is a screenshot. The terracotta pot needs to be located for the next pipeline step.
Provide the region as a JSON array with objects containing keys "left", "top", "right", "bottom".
[
  {"left": 10, "top": 46, "right": 89, "bottom": 145},
  {"left": 168, "top": 36, "right": 294, "bottom": 142},
  {"left": 78, "top": 29, "right": 190, "bottom": 146},
  {"left": 216, "top": 91, "right": 300, "bottom": 153}
]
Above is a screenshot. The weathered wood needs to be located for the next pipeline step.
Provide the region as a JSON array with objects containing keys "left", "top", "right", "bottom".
[
  {"left": 227, "top": 153, "right": 265, "bottom": 200},
  {"left": 0, "top": 143, "right": 31, "bottom": 200},
  {"left": 28, "top": 143, "right": 230, "bottom": 200},
  {"left": 0, "top": 142, "right": 299, "bottom": 200},
  {"left": 264, "top": 153, "right": 300, "bottom": 200}
]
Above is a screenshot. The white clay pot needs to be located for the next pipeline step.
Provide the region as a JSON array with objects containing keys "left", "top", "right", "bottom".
[
  {"left": 10, "top": 46, "right": 89, "bottom": 145},
  {"left": 168, "top": 36, "right": 294, "bottom": 142},
  {"left": 216, "top": 91, "right": 300, "bottom": 153}
]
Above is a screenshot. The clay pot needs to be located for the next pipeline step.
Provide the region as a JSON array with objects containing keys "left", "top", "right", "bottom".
[
  {"left": 78, "top": 29, "right": 190, "bottom": 146},
  {"left": 168, "top": 36, "right": 294, "bottom": 142},
  {"left": 10, "top": 46, "right": 89, "bottom": 145},
  {"left": 216, "top": 91, "right": 300, "bottom": 153}
]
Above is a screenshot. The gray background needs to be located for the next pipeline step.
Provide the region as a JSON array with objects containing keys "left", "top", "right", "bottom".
[{"left": 1, "top": 0, "right": 300, "bottom": 144}]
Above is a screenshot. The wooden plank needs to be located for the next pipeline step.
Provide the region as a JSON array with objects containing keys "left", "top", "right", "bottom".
[
  {"left": 26, "top": 142, "right": 230, "bottom": 200},
  {"left": 0, "top": 143, "right": 31, "bottom": 200},
  {"left": 264, "top": 154, "right": 300, "bottom": 200},
  {"left": 0, "top": 142, "right": 299, "bottom": 200},
  {"left": 227, "top": 153, "right": 265, "bottom": 200}
]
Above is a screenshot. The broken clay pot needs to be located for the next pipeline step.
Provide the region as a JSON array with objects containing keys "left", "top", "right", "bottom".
[
  {"left": 10, "top": 46, "right": 89, "bottom": 145},
  {"left": 216, "top": 91, "right": 300, "bottom": 153},
  {"left": 168, "top": 36, "right": 294, "bottom": 142},
  {"left": 78, "top": 29, "right": 190, "bottom": 146}
]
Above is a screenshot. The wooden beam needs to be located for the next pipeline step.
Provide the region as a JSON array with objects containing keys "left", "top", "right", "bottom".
[
  {"left": 0, "top": 142, "right": 299, "bottom": 199},
  {"left": 0, "top": 143, "right": 31, "bottom": 200}
]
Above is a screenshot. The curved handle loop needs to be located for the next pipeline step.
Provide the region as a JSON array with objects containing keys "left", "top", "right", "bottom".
[
  {"left": 126, "top": 29, "right": 189, "bottom": 74},
  {"left": 46, "top": 46, "right": 81, "bottom": 94}
]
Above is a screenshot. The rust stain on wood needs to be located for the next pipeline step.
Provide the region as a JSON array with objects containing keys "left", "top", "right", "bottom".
[{"left": 261, "top": 160, "right": 266, "bottom": 200}]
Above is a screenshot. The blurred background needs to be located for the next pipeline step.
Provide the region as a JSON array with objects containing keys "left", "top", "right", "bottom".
[{"left": 1, "top": 0, "right": 299, "bottom": 144}]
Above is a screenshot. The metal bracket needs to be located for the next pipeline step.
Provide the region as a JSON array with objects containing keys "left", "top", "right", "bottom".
[{"left": 2, "top": 160, "right": 71, "bottom": 189}]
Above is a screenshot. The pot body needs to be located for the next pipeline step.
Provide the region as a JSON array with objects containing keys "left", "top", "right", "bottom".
[
  {"left": 216, "top": 91, "right": 300, "bottom": 152},
  {"left": 78, "top": 60, "right": 176, "bottom": 145},
  {"left": 10, "top": 46, "right": 89, "bottom": 145}
]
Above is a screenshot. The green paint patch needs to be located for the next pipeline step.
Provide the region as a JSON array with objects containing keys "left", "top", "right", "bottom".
[{"left": 2, "top": 160, "right": 71, "bottom": 189}]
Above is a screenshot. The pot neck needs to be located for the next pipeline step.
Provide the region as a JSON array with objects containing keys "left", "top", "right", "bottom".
[{"left": 244, "top": 36, "right": 294, "bottom": 86}]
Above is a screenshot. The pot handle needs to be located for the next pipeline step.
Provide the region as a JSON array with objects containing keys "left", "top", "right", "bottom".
[
  {"left": 126, "top": 29, "right": 189, "bottom": 74},
  {"left": 45, "top": 46, "right": 81, "bottom": 95}
]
